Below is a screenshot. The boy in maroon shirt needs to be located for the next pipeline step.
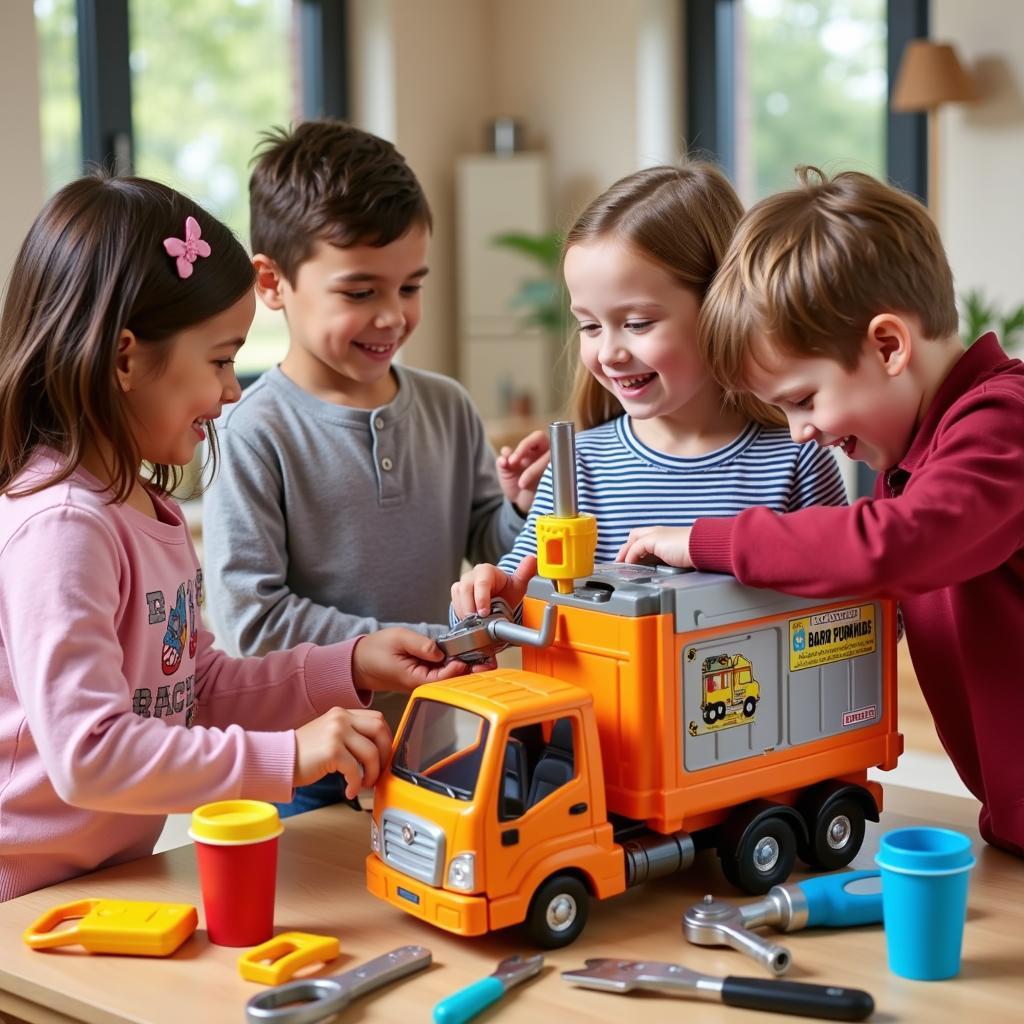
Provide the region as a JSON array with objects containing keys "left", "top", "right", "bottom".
[{"left": 618, "top": 168, "right": 1024, "bottom": 856}]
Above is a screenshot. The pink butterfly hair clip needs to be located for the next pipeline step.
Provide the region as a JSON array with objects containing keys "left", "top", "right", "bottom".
[{"left": 163, "top": 216, "right": 212, "bottom": 279}]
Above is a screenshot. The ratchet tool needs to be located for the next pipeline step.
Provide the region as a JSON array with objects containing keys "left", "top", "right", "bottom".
[
  {"left": 562, "top": 958, "right": 874, "bottom": 1021},
  {"left": 683, "top": 870, "right": 883, "bottom": 976},
  {"left": 433, "top": 953, "right": 544, "bottom": 1024},
  {"left": 245, "top": 945, "right": 431, "bottom": 1024}
]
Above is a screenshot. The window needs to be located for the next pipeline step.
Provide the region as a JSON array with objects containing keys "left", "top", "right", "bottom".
[
  {"left": 35, "top": 0, "right": 349, "bottom": 382},
  {"left": 734, "top": 0, "right": 887, "bottom": 203},
  {"left": 34, "top": 0, "right": 83, "bottom": 196},
  {"left": 686, "top": 0, "right": 927, "bottom": 201}
]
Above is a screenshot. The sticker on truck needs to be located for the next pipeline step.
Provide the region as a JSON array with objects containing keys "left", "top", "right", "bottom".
[{"left": 789, "top": 604, "right": 876, "bottom": 672}]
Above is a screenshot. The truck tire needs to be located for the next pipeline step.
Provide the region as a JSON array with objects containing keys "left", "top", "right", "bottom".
[
  {"left": 742, "top": 696, "right": 757, "bottom": 717},
  {"left": 715, "top": 701, "right": 727, "bottom": 720},
  {"left": 703, "top": 705, "right": 716, "bottom": 724},
  {"left": 721, "top": 816, "right": 797, "bottom": 894},
  {"left": 803, "top": 796, "right": 866, "bottom": 870},
  {"left": 524, "top": 873, "right": 589, "bottom": 948}
]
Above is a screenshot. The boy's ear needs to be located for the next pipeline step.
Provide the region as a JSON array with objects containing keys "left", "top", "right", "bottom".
[
  {"left": 252, "top": 254, "right": 287, "bottom": 311},
  {"left": 115, "top": 329, "right": 139, "bottom": 393},
  {"left": 865, "top": 313, "right": 912, "bottom": 377}
]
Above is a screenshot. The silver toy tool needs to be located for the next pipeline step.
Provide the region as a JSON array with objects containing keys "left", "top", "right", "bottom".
[
  {"left": 683, "top": 870, "right": 883, "bottom": 976},
  {"left": 245, "top": 945, "right": 431, "bottom": 1024},
  {"left": 562, "top": 958, "right": 874, "bottom": 1021},
  {"left": 433, "top": 953, "right": 544, "bottom": 1024},
  {"left": 438, "top": 603, "right": 557, "bottom": 665}
]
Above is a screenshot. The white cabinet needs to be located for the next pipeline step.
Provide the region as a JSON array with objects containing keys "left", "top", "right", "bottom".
[{"left": 455, "top": 153, "right": 561, "bottom": 418}]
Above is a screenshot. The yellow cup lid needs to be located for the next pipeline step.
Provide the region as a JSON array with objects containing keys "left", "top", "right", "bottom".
[{"left": 188, "top": 800, "right": 283, "bottom": 845}]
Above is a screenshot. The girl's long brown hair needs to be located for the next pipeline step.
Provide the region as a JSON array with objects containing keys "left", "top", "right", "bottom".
[
  {"left": 0, "top": 174, "right": 255, "bottom": 501},
  {"left": 564, "top": 162, "right": 784, "bottom": 430}
]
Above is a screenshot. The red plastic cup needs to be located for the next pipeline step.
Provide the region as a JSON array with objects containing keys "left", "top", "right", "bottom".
[{"left": 189, "top": 800, "right": 283, "bottom": 947}]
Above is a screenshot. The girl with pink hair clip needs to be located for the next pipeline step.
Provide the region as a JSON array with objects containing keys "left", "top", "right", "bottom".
[{"left": 0, "top": 174, "right": 466, "bottom": 900}]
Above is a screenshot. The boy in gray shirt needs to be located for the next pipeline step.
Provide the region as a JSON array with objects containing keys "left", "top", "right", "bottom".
[{"left": 203, "top": 120, "right": 526, "bottom": 814}]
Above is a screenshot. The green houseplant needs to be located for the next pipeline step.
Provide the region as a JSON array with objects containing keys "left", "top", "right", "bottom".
[
  {"left": 491, "top": 230, "right": 566, "bottom": 335},
  {"left": 960, "top": 289, "right": 1024, "bottom": 351}
]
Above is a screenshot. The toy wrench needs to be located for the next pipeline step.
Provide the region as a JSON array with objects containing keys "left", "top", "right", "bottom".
[
  {"left": 245, "top": 945, "right": 431, "bottom": 1024},
  {"left": 433, "top": 953, "right": 544, "bottom": 1024},
  {"left": 683, "top": 870, "right": 882, "bottom": 975},
  {"left": 562, "top": 958, "right": 874, "bottom": 1021}
]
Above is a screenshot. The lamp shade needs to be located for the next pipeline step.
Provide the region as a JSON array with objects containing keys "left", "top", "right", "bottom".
[{"left": 892, "top": 40, "right": 976, "bottom": 112}]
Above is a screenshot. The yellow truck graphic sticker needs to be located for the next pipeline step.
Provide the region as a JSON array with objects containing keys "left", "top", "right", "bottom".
[
  {"left": 692, "top": 653, "right": 760, "bottom": 734},
  {"left": 789, "top": 605, "right": 876, "bottom": 672}
]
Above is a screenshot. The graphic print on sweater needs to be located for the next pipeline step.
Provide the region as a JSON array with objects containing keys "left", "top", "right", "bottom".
[
  {"left": 162, "top": 583, "right": 188, "bottom": 675},
  {"left": 139, "top": 570, "right": 201, "bottom": 725}
]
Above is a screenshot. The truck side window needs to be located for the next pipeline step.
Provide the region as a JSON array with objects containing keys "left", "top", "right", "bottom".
[
  {"left": 499, "top": 737, "right": 529, "bottom": 821},
  {"left": 498, "top": 719, "right": 575, "bottom": 821},
  {"left": 525, "top": 717, "right": 575, "bottom": 809}
]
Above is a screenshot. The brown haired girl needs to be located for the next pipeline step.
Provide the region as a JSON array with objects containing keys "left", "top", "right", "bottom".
[
  {"left": 0, "top": 174, "right": 464, "bottom": 900},
  {"left": 453, "top": 163, "right": 848, "bottom": 619}
]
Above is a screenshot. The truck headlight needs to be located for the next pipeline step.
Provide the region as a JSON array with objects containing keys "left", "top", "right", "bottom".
[
  {"left": 370, "top": 816, "right": 380, "bottom": 853},
  {"left": 446, "top": 852, "right": 476, "bottom": 891}
]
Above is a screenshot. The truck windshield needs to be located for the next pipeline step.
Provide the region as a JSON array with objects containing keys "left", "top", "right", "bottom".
[{"left": 391, "top": 698, "right": 490, "bottom": 801}]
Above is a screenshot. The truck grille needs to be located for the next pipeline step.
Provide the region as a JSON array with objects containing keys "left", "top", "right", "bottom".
[{"left": 381, "top": 809, "right": 446, "bottom": 887}]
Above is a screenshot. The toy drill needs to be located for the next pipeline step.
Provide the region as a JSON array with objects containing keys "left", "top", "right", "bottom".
[{"left": 535, "top": 421, "right": 597, "bottom": 593}]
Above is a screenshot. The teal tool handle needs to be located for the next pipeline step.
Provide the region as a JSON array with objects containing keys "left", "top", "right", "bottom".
[
  {"left": 799, "top": 870, "right": 883, "bottom": 928},
  {"left": 433, "top": 976, "right": 505, "bottom": 1024}
]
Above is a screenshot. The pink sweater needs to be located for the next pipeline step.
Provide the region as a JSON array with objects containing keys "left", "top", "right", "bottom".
[
  {"left": 0, "top": 453, "right": 366, "bottom": 901},
  {"left": 690, "top": 335, "right": 1024, "bottom": 855}
]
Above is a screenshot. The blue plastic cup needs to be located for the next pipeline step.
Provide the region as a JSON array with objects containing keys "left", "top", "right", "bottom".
[{"left": 875, "top": 826, "right": 975, "bottom": 980}]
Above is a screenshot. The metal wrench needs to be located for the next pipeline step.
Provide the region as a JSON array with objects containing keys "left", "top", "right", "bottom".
[
  {"left": 245, "top": 945, "right": 431, "bottom": 1024},
  {"left": 562, "top": 958, "right": 874, "bottom": 1021},
  {"left": 683, "top": 870, "right": 883, "bottom": 975}
]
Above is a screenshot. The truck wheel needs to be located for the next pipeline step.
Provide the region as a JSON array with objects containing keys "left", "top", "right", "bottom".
[
  {"left": 715, "top": 701, "right": 727, "bottom": 720},
  {"left": 703, "top": 706, "right": 716, "bottom": 724},
  {"left": 804, "top": 797, "right": 866, "bottom": 870},
  {"left": 742, "top": 697, "right": 757, "bottom": 717},
  {"left": 722, "top": 816, "right": 797, "bottom": 894},
  {"left": 524, "top": 874, "right": 589, "bottom": 948}
]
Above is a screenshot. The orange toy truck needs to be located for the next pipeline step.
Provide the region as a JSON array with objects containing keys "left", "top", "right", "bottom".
[{"left": 366, "top": 426, "right": 902, "bottom": 948}]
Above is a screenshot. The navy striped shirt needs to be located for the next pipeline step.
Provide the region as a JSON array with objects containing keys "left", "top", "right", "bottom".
[{"left": 498, "top": 415, "right": 848, "bottom": 574}]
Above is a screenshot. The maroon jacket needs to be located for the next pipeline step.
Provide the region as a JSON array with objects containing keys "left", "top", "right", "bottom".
[{"left": 690, "top": 334, "right": 1024, "bottom": 855}]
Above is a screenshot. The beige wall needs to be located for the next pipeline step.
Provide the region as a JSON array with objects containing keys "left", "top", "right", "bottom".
[
  {"left": 0, "top": 0, "right": 44, "bottom": 302},
  {"left": 490, "top": 0, "right": 681, "bottom": 227},
  {"left": 350, "top": 0, "right": 492, "bottom": 377},
  {"left": 934, "top": 0, "right": 1024, "bottom": 318}
]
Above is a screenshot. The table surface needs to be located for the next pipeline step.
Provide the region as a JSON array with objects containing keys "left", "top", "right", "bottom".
[{"left": 0, "top": 785, "right": 1020, "bottom": 1024}]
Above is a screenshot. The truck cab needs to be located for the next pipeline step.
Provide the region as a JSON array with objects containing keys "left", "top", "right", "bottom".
[{"left": 367, "top": 669, "right": 624, "bottom": 946}]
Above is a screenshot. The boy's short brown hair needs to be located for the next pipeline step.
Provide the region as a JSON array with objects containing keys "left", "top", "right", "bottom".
[
  {"left": 249, "top": 119, "right": 432, "bottom": 283},
  {"left": 699, "top": 166, "right": 958, "bottom": 391}
]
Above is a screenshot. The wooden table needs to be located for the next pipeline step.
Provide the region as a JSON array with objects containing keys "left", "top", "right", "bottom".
[{"left": 0, "top": 785, "right": 1020, "bottom": 1024}]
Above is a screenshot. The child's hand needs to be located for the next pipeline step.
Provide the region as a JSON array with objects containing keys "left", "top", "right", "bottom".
[
  {"left": 294, "top": 708, "right": 392, "bottom": 797},
  {"left": 497, "top": 429, "right": 550, "bottom": 514},
  {"left": 353, "top": 628, "right": 469, "bottom": 693},
  {"left": 617, "top": 526, "right": 694, "bottom": 567},
  {"left": 451, "top": 554, "right": 538, "bottom": 619}
]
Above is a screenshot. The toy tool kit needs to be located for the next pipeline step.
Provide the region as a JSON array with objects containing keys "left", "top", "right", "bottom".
[{"left": 367, "top": 422, "right": 903, "bottom": 947}]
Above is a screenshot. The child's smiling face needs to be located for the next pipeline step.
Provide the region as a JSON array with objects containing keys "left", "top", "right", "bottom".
[
  {"left": 121, "top": 289, "right": 253, "bottom": 467},
  {"left": 564, "top": 237, "right": 716, "bottom": 425},
  {"left": 266, "top": 225, "right": 430, "bottom": 409},
  {"left": 744, "top": 333, "right": 919, "bottom": 472}
]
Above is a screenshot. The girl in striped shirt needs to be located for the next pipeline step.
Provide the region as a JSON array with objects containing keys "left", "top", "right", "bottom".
[{"left": 452, "top": 163, "right": 846, "bottom": 618}]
